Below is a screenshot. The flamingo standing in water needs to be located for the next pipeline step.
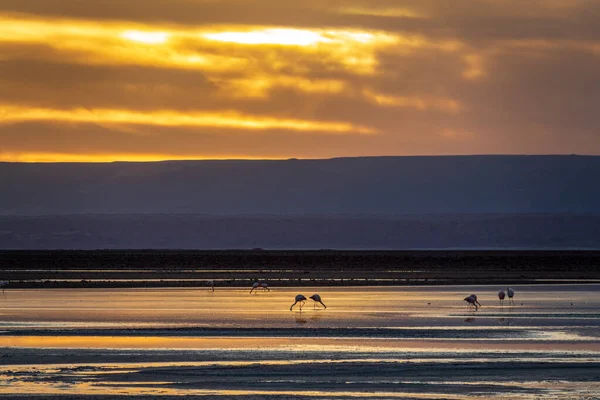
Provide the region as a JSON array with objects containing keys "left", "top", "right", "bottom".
[
  {"left": 506, "top": 287, "right": 515, "bottom": 305},
  {"left": 260, "top": 282, "right": 270, "bottom": 291},
  {"left": 290, "top": 294, "right": 307, "bottom": 311},
  {"left": 498, "top": 289, "right": 506, "bottom": 305},
  {"left": 0, "top": 281, "right": 7, "bottom": 292},
  {"left": 309, "top": 294, "right": 327, "bottom": 309},
  {"left": 207, "top": 280, "right": 215, "bottom": 292},
  {"left": 250, "top": 282, "right": 270, "bottom": 294},
  {"left": 464, "top": 294, "right": 481, "bottom": 311}
]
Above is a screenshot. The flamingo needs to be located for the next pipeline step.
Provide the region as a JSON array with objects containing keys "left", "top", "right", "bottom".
[
  {"left": 250, "top": 282, "right": 270, "bottom": 294},
  {"left": 498, "top": 289, "right": 506, "bottom": 305},
  {"left": 0, "top": 281, "right": 7, "bottom": 292},
  {"left": 506, "top": 287, "right": 515, "bottom": 305},
  {"left": 290, "top": 294, "right": 307, "bottom": 311},
  {"left": 260, "top": 282, "right": 270, "bottom": 292},
  {"left": 309, "top": 294, "right": 326, "bottom": 309},
  {"left": 207, "top": 280, "right": 215, "bottom": 292},
  {"left": 464, "top": 294, "right": 481, "bottom": 311}
]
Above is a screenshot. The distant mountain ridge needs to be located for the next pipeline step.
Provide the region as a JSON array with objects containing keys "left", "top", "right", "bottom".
[
  {"left": 1, "top": 213, "right": 599, "bottom": 250},
  {"left": 1, "top": 155, "right": 600, "bottom": 215}
]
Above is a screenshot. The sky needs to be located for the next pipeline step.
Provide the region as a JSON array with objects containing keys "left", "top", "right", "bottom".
[{"left": 1, "top": 0, "right": 599, "bottom": 162}]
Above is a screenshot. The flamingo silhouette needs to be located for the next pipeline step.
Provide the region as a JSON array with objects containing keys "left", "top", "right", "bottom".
[
  {"left": 498, "top": 289, "right": 506, "bottom": 305},
  {"left": 250, "top": 282, "right": 270, "bottom": 294},
  {"left": 250, "top": 282, "right": 259, "bottom": 293},
  {"left": 464, "top": 294, "right": 481, "bottom": 311},
  {"left": 0, "top": 281, "right": 7, "bottom": 292},
  {"left": 506, "top": 287, "right": 515, "bottom": 305},
  {"left": 207, "top": 280, "right": 215, "bottom": 292},
  {"left": 309, "top": 294, "right": 326, "bottom": 309},
  {"left": 290, "top": 294, "right": 307, "bottom": 311}
]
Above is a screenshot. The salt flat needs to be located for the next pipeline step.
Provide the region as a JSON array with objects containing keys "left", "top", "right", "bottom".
[{"left": 1, "top": 285, "right": 599, "bottom": 399}]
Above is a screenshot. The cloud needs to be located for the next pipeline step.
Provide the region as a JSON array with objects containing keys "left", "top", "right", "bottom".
[
  {"left": 0, "top": 105, "right": 377, "bottom": 134},
  {"left": 1, "top": 1, "right": 600, "bottom": 161}
]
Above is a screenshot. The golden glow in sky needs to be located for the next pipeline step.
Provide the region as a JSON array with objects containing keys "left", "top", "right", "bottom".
[
  {"left": 0, "top": 105, "right": 376, "bottom": 134},
  {"left": 1, "top": 0, "right": 599, "bottom": 161},
  {"left": 203, "top": 28, "right": 330, "bottom": 46},
  {"left": 122, "top": 30, "right": 170, "bottom": 44}
]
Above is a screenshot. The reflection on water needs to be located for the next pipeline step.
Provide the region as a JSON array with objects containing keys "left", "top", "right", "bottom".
[
  {"left": 1, "top": 285, "right": 600, "bottom": 399},
  {"left": 2, "top": 356, "right": 600, "bottom": 399}
]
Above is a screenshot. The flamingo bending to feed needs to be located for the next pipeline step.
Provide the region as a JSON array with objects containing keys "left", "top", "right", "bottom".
[
  {"left": 250, "top": 282, "right": 270, "bottom": 294},
  {"left": 507, "top": 287, "right": 515, "bottom": 305},
  {"left": 464, "top": 294, "right": 481, "bottom": 311},
  {"left": 290, "top": 294, "right": 307, "bottom": 311},
  {"left": 498, "top": 289, "right": 506, "bottom": 305},
  {"left": 309, "top": 294, "right": 327, "bottom": 309}
]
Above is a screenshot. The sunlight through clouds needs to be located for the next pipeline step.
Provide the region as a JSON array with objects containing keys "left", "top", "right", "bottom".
[
  {"left": 1, "top": 0, "right": 599, "bottom": 161},
  {"left": 363, "top": 90, "right": 463, "bottom": 113},
  {"left": 122, "top": 30, "right": 170, "bottom": 45},
  {"left": 203, "top": 28, "right": 330, "bottom": 46},
  {"left": 0, "top": 105, "right": 377, "bottom": 134}
]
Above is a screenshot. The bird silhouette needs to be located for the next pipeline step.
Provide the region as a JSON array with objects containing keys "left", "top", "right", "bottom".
[
  {"left": 309, "top": 294, "right": 326, "bottom": 309},
  {"left": 464, "top": 294, "right": 481, "bottom": 311},
  {"left": 250, "top": 282, "right": 270, "bottom": 294},
  {"left": 498, "top": 289, "right": 506, "bottom": 305},
  {"left": 290, "top": 294, "right": 307, "bottom": 311},
  {"left": 0, "top": 281, "right": 7, "bottom": 292},
  {"left": 506, "top": 287, "right": 516, "bottom": 305},
  {"left": 260, "top": 282, "right": 270, "bottom": 291},
  {"left": 207, "top": 280, "right": 215, "bottom": 292}
]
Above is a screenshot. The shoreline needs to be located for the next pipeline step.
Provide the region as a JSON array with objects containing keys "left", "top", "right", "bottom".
[
  {"left": 2, "top": 249, "right": 600, "bottom": 288},
  {"left": 4, "top": 278, "right": 600, "bottom": 289}
]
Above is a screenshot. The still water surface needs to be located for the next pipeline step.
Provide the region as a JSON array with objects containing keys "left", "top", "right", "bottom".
[{"left": 1, "top": 285, "right": 599, "bottom": 398}]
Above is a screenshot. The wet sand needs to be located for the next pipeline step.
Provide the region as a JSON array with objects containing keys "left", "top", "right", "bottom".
[{"left": 1, "top": 285, "right": 600, "bottom": 399}]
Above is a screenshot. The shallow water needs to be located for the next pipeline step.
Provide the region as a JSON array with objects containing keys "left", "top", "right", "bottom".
[{"left": 1, "top": 285, "right": 600, "bottom": 398}]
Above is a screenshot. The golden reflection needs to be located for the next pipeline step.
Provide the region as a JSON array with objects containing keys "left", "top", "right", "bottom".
[
  {"left": 5, "top": 336, "right": 600, "bottom": 351},
  {"left": 0, "top": 105, "right": 377, "bottom": 134}
]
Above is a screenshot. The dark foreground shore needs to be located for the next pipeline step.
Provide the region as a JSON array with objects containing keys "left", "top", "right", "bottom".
[{"left": 1, "top": 250, "right": 600, "bottom": 288}]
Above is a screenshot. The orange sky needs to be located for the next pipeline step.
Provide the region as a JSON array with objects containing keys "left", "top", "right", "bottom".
[{"left": 1, "top": 0, "right": 599, "bottom": 161}]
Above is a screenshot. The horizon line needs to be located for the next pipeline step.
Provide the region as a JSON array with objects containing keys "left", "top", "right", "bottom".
[{"left": 0, "top": 153, "right": 594, "bottom": 164}]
